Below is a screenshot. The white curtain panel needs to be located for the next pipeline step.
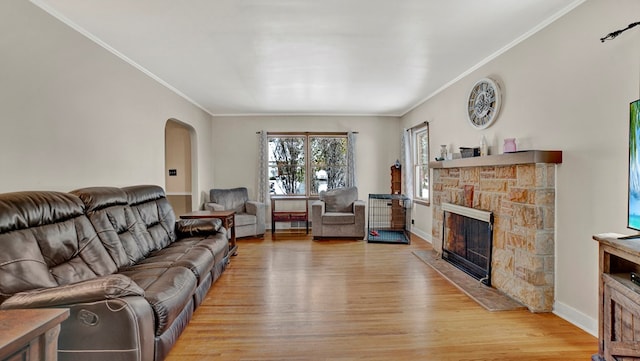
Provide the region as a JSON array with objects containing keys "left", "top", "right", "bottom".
[
  {"left": 257, "top": 130, "right": 268, "bottom": 203},
  {"left": 347, "top": 131, "right": 357, "bottom": 187},
  {"left": 402, "top": 129, "right": 414, "bottom": 200}
]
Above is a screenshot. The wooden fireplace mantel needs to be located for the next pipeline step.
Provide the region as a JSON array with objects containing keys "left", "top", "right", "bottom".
[{"left": 428, "top": 150, "right": 562, "bottom": 169}]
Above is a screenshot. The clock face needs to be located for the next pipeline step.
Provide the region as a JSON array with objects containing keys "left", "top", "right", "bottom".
[{"left": 467, "top": 78, "right": 501, "bottom": 129}]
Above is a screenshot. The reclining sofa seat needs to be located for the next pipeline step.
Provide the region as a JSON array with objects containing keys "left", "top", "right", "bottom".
[
  {"left": 0, "top": 186, "right": 229, "bottom": 361},
  {"left": 121, "top": 185, "right": 230, "bottom": 287}
]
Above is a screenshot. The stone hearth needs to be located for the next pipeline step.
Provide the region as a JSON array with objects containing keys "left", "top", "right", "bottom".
[{"left": 430, "top": 151, "right": 561, "bottom": 312}]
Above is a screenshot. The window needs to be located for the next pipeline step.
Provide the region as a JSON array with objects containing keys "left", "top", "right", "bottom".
[
  {"left": 268, "top": 133, "right": 349, "bottom": 196},
  {"left": 412, "top": 124, "right": 430, "bottom": 204}
]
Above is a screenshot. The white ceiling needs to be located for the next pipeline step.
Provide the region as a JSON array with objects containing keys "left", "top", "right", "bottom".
[{"left": 32, "top": 0, "right": 584, "bottom": 116}]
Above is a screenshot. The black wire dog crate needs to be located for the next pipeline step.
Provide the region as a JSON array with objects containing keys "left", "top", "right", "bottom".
[{"left": 367, "top": 194, "right": 411, "bottom": 244}]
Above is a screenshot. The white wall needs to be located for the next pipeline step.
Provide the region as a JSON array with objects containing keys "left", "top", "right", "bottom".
[
  {"left": 211, "top": 116, "right": 401, "bottom": 204},
  {"left": 402, "top": 0, "right": 640, "bottom": 334},
  {"left": 0, "top": 0, "right": 214, "bottom": 201}
]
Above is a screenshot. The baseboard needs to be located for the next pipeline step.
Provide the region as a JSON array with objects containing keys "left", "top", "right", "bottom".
[
  {"left": 410, "top": 229, "right": 432, "bottom": 244},
  {"left": 553, "top": 300, "right": 597, "bottom": 337}
]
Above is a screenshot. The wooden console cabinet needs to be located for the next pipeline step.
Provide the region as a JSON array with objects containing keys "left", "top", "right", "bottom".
[
  {"left": 593, "top": 234, "right": 640, "bottom": 361},
  {"left": 0, "top": 308, "right": 69, "bottom": 361},
  {"left": 270, "top": 196, "right": 309, "bottom": 234}
]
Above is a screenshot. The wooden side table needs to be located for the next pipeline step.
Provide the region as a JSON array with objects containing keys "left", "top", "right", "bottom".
[
  {"left": 181, "top": 210, "right": 237, "bottom": 256},
  {"left": 270, "top": 196, "right": 309, "bottom": 234},
  {"left": 0, "top": 308, "right": 69, "bottom": 361}
]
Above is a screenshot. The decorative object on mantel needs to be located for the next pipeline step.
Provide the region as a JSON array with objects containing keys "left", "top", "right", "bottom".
[
  {"left": 459, "top": 147, "right": 480, "bottom": 158},
  {"left": 436, "top": 144, "right": 447, "bottom": 161},
  {"left": 467, "top": 77, "right": 502, "bottom": 130},
  {"left": 480, "top": 135, "right": 488, "bottom": 156},
  {"left": 503, "top": 138, "right": 517, "bottom": 153},
  {"left": 600, "top": 21, "right": 640, "bottom": 42}
]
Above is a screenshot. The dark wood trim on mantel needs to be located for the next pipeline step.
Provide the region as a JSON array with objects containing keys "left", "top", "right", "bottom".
[{"left": 428, "top": 150, "right": 562, "bottom": 169}]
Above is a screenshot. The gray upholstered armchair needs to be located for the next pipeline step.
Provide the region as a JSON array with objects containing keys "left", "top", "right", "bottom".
[
  {"left": 206, "top": 187, "right": 266, "bottom": 238},
  {"left": 312, "top": 186, "right": 365, "bottom": 240}
]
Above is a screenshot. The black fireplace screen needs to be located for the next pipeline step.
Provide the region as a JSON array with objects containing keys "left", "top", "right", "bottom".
[{"left": 442, "top": 208, "right": 493, "bottom": 286}]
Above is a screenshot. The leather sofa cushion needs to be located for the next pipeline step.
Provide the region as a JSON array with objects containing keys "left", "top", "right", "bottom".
[
  {"left": 319, "top": 187, "right": 358, "bottom": 213},
  {"left": 177, "top": 234, "right": 230, "bottom": 266},
  {"left": 0, "top": 228, "right": 58, "bottom": 298},
  {"left": 119, "top": 266, "right": 197, "bottom": 336},
  {"left": 322, "top": 213, "right": 356, "bottom": 225},
  {"left": 72, "top": 186, "right": 128, "bottom": 213},
  {"left": 122, "top": 243, "right": 215, "bottom": 286},
  {"left": 123, "top": 185, "right": 177, "bottom": 251},
  {"left": 44, "top": 216, "right": 119, "bottom": 284},
  {"left": 0, "top": 191, "right": 84, "bottom": 233},
  {"left": 0, "top": 191, "right": 118, "bottom": 301},
  {"left": 176, "top": 218, "right": 222, "bottom": 237},
  {"left": 72, "top": 187, "right": 161, "bottom": 267}
]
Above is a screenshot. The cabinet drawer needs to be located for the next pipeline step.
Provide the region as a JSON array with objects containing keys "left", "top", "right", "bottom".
[
  {"left": 273, "top": 212, "right": 307, "bottom": 222},
  {"left": 272, "top": 213, "right": 292, "bottom": 221},
  {"left": 289, "top": 213, "right": 307, "bottom": 221}
]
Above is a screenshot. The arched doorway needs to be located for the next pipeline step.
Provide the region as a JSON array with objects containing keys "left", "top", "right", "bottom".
[{"left": 165, "top": 119, "right": 197, "bottom": 216}]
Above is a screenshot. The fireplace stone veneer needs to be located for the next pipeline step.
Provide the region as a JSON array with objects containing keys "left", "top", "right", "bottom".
[{"left": 430, "top": 151, "right": 560, "bottom": 312}]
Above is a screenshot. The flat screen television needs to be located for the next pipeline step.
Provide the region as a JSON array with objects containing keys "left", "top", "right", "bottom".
[{"left": 627, "top": 99, "right": 640, "bottom": 234}]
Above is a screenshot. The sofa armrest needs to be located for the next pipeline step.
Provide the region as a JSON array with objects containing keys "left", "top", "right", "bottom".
[
  {"left": 175, "top": 218, "right": 222, "bottom": 238},
  {"left": 0, "top": 274, "right": 144, "bottom": 309},
  {"left": 205, "top": 202, "right": 225, "bottom": 211}
]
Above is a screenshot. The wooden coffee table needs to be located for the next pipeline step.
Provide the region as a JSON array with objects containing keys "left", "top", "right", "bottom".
[{"left": 180, "top": 210, "right": 237, "bottom": 256}]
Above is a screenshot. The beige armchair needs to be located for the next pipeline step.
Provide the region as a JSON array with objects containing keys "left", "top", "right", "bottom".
[
  {"left": 206, "top": 187, "right": 266, "bottom": 238},
  {"left": 312, "top": 186, "right": 365, "bottom": 240}
]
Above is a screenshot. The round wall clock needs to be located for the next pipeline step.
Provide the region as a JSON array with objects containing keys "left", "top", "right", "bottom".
[{"left": 467, "top": 77, "right": 502, "bottom": 130}]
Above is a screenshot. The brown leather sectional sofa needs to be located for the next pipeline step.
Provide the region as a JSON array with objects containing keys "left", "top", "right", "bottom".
[{"left": 0, "top": 185, "right": 229, "bottom": 361}]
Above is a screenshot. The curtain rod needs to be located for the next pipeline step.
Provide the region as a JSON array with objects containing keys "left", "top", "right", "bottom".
[
  {"left": 408, "top": 121, "right": 428, "bottom": 130},
  {"left": 256, "top": 131, "right": 358, "bottom": 134}
]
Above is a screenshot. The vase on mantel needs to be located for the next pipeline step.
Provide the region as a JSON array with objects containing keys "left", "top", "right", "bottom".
[
  {"left": 440, "top": 145, "right": 448, "bottom": 160},
  {"left": 503, "top": 138, "right": 516, "bottom": 153}
]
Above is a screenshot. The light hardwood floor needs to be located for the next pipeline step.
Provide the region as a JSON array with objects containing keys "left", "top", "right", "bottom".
[{"left": 166, "top": 233, "right": 597, "bottom": 360}]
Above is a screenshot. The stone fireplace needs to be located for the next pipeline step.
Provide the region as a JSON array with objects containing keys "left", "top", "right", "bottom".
[{"left": 430, "top": 150, "right": 561, "bottom": 312}]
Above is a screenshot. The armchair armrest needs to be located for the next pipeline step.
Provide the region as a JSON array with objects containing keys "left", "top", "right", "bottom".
[
  {"left": 353, "top": 200, "right": 366, "bottom": 221},
  {"left": 245, "top": 200, "right": 264, "bottom": 216},
  {"left": 246, "top": 200, "right": 266, "bottom": 232},
  {"left": 311, "top": 200, "right": 326, "bottom": 230},
  {"left": 205, "top": 202, "right": 225, "bottom": 211},
  {"left": 176, "top": 218, "right": 222, "bottom": 238},
  {"left": 0, "top": 274, "right": 144, "bottom": 309}
]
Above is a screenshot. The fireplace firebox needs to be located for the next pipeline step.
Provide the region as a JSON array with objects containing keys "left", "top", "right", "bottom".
[{"left": 441, "top": 203, "right": 493, "bottom": 286}]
